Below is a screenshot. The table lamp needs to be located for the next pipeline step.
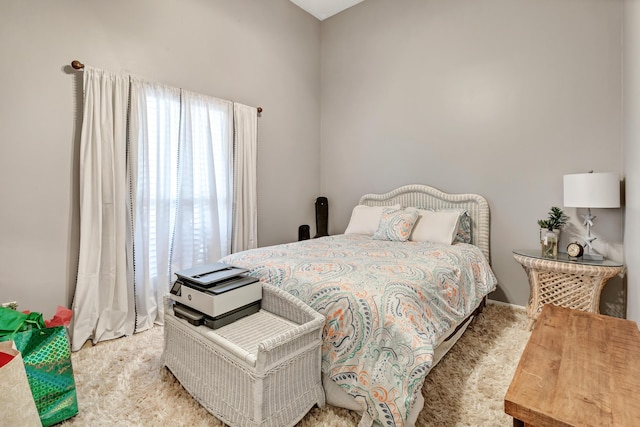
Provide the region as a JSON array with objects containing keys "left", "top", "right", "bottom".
[{"left": 563, "top": 171, "right": 620, "bottom": 260}]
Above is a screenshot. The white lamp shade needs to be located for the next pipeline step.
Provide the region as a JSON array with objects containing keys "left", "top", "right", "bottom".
[{"left": 563, "top": 172, "right": 620, "bottom": 208}]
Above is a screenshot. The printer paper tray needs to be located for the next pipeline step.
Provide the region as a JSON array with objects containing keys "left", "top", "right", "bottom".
[{"left": 175, "top": 262, "right": 248, "bottom": 287}]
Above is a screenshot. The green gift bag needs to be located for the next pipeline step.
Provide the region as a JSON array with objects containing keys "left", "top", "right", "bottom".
[{"left": 0, "top": 321, "right": 78, "bottom": 426}]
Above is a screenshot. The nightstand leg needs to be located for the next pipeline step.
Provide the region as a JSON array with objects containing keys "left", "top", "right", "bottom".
[{"left": 527, "top": 319, "right": 535, "bottom": 331}]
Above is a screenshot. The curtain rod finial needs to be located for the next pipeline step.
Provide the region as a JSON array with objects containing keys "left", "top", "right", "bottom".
[
  {"left": 257, "top": 107, "right": 263, "bottom": 113},
  {"left": 71, "top": 60, "right": 84, "bottom": 70}
]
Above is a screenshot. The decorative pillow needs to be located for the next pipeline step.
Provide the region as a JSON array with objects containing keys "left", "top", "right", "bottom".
[
  {"left": 453, "top": 210, "right": 472, "bottom": 244},
  {"left": 344, "top": 204, "right": 402, "bottom": 235},
  {"left": 409, "top": 209, "right": 462, "bottom": 244},
  {"left": 372, "top": 208, "right": 419, "bottom": 242}
]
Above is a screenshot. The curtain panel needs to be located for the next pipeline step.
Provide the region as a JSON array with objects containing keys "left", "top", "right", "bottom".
[
  {"left": 232, "top": 103, "right": 258, "bottom": 253},
  {"left": 128, "top": 80, "right": 181, "bottom": 332},
  {"left": 71, "top": 67, "right": 134, "bottom": 351},
  {"left": 71, "top": 70, "right": 256, "bottom": 350},
  {"left": 171, "top": 90, "right": 234, "bottom": 273}
]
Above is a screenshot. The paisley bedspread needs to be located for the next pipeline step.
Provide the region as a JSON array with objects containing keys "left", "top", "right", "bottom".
[{"left": 219, "top": 234, "right": 497, "bottom": 427}]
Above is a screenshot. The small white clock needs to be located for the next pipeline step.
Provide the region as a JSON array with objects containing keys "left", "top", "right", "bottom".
[{"left": 567, "top": 242, "right": 584, "bottom": 258}]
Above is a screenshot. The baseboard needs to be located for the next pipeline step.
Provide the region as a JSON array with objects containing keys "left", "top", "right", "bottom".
[{"left": 487, "top": 299, "right": 525, "bottom": 310}]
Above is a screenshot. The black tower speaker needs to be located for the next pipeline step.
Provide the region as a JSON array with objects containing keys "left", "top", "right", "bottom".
[
  {"left": 298, "top": 224, "right": 310, "bottom": 241},
  {"left": 314, "top": 196, "right": 329, "bottom": 238}
]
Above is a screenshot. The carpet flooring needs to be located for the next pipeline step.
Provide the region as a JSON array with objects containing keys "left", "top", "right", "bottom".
[{"left": 61, "top": 303, "right": 530, "bottom": 427}]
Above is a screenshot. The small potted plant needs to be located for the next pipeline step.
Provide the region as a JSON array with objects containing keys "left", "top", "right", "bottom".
[
  {"left": 537, "top": 207, "right": 568, "bottom": 232},
  {"left": 537, "top": 207, "right": 568, "bottom": 258}
]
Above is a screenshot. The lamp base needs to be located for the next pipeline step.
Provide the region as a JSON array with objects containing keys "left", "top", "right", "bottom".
[{"left": 582, "top": 253, "right": 604, "bottom": 261}]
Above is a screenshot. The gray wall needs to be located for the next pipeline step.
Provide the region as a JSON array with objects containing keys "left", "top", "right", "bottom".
[
  {"left": 625, "top": 0, "right": 640, "bottom": 324},
  {"left": 1, "top": 0, "right": 633, "bottom": 319},
  {"left": 0, "top": 0, "right": 321, "bottom": 318},
  {"left": 321, "top": 0, "right": 626, "bottom": 312}
]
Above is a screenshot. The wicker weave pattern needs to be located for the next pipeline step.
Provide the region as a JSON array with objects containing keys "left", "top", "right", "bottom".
[
  {"left": 359, "top": 184, "right": 491, "bottom": 263},
  {"left": 514, "top": 253, "right": 623, "bottom": 330},
  {"left": 162, "top": 284, "right": 326, "bottom": 427}
]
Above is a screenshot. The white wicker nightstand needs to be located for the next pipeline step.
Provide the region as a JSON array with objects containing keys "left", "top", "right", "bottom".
[
  {"left": 513, "top": 249, "right": 624, "bottom": 330},
  {"left": 162, "top": 283, "right": 326, "bottom": 427}
]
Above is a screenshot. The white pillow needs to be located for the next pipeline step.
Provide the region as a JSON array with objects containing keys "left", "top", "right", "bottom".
[
  {"left": 409, "top": 209, "right": 461, "bottom": 244},
  {"left": 344, "top": 204, "right": 402, "bottom": 235}
]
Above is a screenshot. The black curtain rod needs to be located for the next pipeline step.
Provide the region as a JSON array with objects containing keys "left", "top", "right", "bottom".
[{"left": 70, "top": 59, "right": 263, "bottom": 113}]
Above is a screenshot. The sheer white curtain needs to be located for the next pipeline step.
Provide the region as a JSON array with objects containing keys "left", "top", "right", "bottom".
[
  {"left": 232, "top": 103, "right": 258, "bottom": 252},
  {"left": 171, "top": 90, "right": 234, "bottom": 274},
  {"left": 71, "top": 67, "right": 133, "bottom": 351},
  {"left": 129, "top": 80, "right": 181, "bottom": 331},
  {"left": 130, "top": 83, "right": 234, "bottom": 331}
]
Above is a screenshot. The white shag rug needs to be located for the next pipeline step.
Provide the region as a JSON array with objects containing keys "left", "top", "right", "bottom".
[{"left": 60, "top": 303, "right": 530, "bottom": 427}]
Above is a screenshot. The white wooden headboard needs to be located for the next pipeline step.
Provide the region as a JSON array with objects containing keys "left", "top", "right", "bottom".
[{"left": 359, "top": 184, "right": 491, "bottom": 263}]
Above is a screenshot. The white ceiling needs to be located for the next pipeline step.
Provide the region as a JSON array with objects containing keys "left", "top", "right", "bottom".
[{"left": 290, "top": 0, "right": 367, "bottom": 21}]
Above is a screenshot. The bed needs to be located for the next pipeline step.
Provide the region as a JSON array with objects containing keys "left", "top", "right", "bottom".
[{"left": 219, "top": 184, "right": 497, "bottom": 427}]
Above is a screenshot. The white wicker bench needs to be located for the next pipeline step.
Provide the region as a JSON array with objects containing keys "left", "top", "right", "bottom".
[{"left": 162, "top": 283, "right": 326, "bottom": 427}]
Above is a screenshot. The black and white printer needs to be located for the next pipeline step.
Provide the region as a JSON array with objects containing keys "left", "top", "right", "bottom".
[{"left": 169, "top": 263, "right": 261, "bottom": 329}]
